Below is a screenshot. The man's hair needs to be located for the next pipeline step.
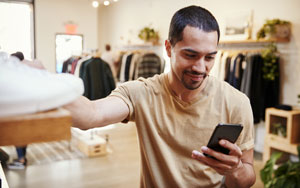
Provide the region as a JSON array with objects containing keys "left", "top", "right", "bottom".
[
  {"left": 105, "top": 44, "right": 111, "bottom": 51},
  {"left": 168, "top": 5, "right": 220, "bottom": 46}
]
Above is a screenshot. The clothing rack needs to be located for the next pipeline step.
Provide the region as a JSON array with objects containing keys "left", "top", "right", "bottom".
[
  {"left": 212, "top": 48, "right": 280, "bottom": 124},
  {"left": 218, "top": 40, "right": 278, "bottom": 54},
  {"left": 117, "top": 49, "right": 165, "bottom": 82},
  {"left": 218, "top": 48, "right": 265, "bottom": 53}
]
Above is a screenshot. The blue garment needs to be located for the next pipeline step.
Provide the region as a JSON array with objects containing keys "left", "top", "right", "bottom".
[
  {"left": 228, "top": 54, "right": 245, "bottom": 90},
  {"left": 16, "top": 146, "right": 26, "bottom": 160}
]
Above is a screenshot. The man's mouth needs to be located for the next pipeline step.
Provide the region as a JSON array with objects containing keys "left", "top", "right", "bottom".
[{"left": 185, "top": 71, "right": 206, "bottom": 81}]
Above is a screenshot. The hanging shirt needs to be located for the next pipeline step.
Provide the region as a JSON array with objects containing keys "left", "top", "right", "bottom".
[{"left": 135, "top": 53, "right": 162, "bottom": 79}]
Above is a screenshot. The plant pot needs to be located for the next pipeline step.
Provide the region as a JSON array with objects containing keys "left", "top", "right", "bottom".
[{"left": 269, "top": 24, "right": 291, "bottom": 42}]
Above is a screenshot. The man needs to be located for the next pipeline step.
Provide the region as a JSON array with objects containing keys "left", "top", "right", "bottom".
[{"left": 65, "top": 5, "right": 255, "bottom": 187}]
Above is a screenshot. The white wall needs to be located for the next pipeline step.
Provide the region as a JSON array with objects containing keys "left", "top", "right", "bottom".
[
  {"left": 35, "top": 0, "right": 98, "bottom": 72},
  {"left": 98, "top": 0, "right": 300, "bottom": 106}
]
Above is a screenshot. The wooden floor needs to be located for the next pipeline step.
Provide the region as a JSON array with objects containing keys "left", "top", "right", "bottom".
[{"left": 4, "top": 122, "right": 264, "bottom": 188}]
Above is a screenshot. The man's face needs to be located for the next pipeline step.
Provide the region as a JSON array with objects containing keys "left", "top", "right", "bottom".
[{"left": 166, "top": 26, "right": 218, "bottom": 90}]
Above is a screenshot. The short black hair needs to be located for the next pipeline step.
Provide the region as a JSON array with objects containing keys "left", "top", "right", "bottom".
[
  {"left": 168, "top": 5, "right": 220, "bottom": 46},
  {"left": 11, "top": 51, "right": 24, "bottom": 61}
]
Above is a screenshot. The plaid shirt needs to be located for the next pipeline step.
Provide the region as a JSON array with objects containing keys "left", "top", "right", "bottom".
[{"left": 135, "top": 53, "right": 162, "bottom": 79}]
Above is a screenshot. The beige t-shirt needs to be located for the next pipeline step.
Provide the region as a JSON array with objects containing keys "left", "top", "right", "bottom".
[{"left": 109, "top": 73, "right": 254, "bottom": 188}]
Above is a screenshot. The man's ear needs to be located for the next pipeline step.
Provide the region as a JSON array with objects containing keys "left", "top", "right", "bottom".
[{"left": 165, "top": 40, "right": 172, "bottom": 57}]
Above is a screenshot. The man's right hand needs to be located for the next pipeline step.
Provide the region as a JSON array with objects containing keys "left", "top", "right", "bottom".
[{"left": 22, "top": 59, "right": 46, "bottom": 70}]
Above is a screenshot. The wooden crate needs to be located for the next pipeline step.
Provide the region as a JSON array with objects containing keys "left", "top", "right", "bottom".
[
  {"left": 75, "top": 134, "right": 107, "bottom": 157},
  {"left": 265, "top": 108, "right": 300, "bottom": 144},
  {"left": 263, "top": 108, "right": 300, "bottom": 162},
  {"left": 263, "top": 134, "right": 299, "bottom": 163}
]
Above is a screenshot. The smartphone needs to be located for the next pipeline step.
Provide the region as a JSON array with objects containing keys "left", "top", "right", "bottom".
[{"left": 204, "top": 123, "right": 243, "bottom": 158}]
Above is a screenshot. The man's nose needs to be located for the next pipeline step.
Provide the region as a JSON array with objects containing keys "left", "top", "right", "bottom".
[{"left": 191, "top": 58, "right": 206, "bottom": 73}]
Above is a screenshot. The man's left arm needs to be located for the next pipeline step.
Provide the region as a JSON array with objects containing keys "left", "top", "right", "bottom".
[{"left": 191, "top": 139, "right": 256, "bottom": 188}]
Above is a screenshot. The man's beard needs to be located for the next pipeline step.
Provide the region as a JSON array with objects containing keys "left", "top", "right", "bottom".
[{"left": 181, "top": 70, "right": 207, "bottom": 90}]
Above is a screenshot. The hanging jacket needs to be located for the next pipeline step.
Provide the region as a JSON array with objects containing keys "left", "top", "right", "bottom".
[
  {"left": 79, "top": 57, "right": 115, "bottom": 100},
  {"left": 248, "top": 54, "right": 264, "bottom": 123},
  {"left": 124, "top": 54, "right": 133, "bottom": 81},
  {"left": 228, "top": 53, "right": 245, "bottom": 89},
  {"left": 135, "top": 53, "right": 162, "bottom": 79}
]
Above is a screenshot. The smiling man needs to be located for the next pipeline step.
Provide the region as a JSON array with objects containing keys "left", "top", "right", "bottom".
[{"left": 65, "top": 5, "right": 256, "bottom": 188}]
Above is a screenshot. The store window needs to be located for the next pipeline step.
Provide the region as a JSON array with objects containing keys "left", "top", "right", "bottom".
[
  {"left": 55, "top": 34, "right": 83, "bottom": 73},
  {"left": 0, "top": 0, "right": 34, "bottom": 60}
]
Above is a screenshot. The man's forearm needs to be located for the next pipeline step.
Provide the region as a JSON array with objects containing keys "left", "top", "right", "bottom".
[
  {"left": 63, "top": 95, "right": 130, "bottom": 130},
  {"left": 63, "top": 96, "right": 100, "bottom": 130},
  {"left": 225, "top": 162, "right": 256, "bottom": 188}
]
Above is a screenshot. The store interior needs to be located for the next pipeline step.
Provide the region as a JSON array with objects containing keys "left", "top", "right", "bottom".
[{"left": 0, "top": 0, "right": 300, "bottom": 187}]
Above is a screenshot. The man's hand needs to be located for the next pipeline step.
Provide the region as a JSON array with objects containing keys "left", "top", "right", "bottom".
[
  {"left": 22, "top": 59, "right": 46, "bottom": 70},
  {"left": 191, "top": 139, "right": 243, "bottom": 175},
  {"left": 191, "top": 140, "right": 255, "bottom": 188}
]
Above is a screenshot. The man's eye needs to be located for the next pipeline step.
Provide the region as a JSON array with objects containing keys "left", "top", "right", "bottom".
[
  {"left": 205, "top": 56, "right": 215, "bottom": 61},
  {"left": 185, "top": 54, "right": 197, "bottom": 58}
]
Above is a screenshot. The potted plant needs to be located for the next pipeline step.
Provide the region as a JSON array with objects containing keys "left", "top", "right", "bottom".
[
  {"left": 256, "top": 19, "right": 291, "bottom": 41},
  {"left": 138, "top": 26, "right": 160, "bottom": 45},
  {"left": 260, "top": 146, "right": 300, "bottom": 188},
  {"left": 261, "top": 43, "right": 279, "bottom": 81},
  {"left": 271, "top": 122, "right": 286, "bottom": 138}
]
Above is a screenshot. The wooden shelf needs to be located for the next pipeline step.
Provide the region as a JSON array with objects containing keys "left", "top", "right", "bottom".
[
  {"left": 0, "top": 108, "right": 72, "bottom": 146},
  {"left": 267, "top": 135, "right": 298, "bottom": 155},
  {"left": 263, "top": 108, "right": 300, "bottom": 163},
  {"left": 219, "top": 39, "right": 289, "bottom": 49},
  {"left": 219, "top": 38, "right": 289, "bottom": 45}
]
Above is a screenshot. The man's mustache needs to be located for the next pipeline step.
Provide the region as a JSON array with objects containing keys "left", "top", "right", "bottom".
[{"left": 184, "top": 70, "right": 207, "bottom": 77}]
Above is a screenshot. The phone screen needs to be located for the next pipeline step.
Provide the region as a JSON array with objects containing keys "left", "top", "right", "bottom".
[{"left": 204, "top": 123, "right": 243, "bottom": 158}]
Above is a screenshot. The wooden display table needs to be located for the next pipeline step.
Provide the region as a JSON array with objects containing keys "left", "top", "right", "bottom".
[
  {"left": 0, "top": 108, "right": 72, "bottom": 146},
  {"left": 263, "top": 108, "right": 300, "bottom": 163}
]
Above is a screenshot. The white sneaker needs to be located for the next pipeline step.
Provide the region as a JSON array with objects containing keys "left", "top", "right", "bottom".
[{"left": 0, "top": 52, "right": 84, "bottom": 117}]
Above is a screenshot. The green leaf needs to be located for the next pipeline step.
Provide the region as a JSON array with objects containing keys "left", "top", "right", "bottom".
[
  {"left": 265, "top": 181, "right": 273, "bottom": 188},
  {"left": 296, "top": 175, "right": 300, "bottom": 187},
  {"left": 274, "top": 163, "right": 289, "bottom": 177},
  {"left": 260, "top": 152, "right": 283, "bottom": 184},
  {"left": 283, "top": 176, "right": 297, "bottom": 188},
  {"left": 261, "top": 147, "right": 300, "bottom": 187},
  {"left": 297, "top": 145, "right": 300, "bottom": 160},
  {"left": 288, "top": 162, "right": 300, "bottom": 172}
]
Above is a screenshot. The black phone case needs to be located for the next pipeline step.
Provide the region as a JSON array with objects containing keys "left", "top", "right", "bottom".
[{"left": 205, "top": 123, "right": 243, "bottom": 157}]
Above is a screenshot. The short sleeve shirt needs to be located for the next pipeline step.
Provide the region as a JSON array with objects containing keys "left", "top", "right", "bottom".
[{"left": 109, "top": 73, "right": 254, "bottom": 188}]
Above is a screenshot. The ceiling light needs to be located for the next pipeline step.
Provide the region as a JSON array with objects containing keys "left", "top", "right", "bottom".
[
  {"left": 104, "top": 1, "right": 110, "bottom": 6},
  {"left": 92, "top": 1, "right": 99, "bottom": 8},
  {"left": 113, "top": 0, "right": 118, "bottom": 2}
]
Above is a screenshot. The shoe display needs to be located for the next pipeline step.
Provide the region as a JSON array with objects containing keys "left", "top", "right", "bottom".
[{"left": 0, "top": 52, "right": 84, "bottom": 117}]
